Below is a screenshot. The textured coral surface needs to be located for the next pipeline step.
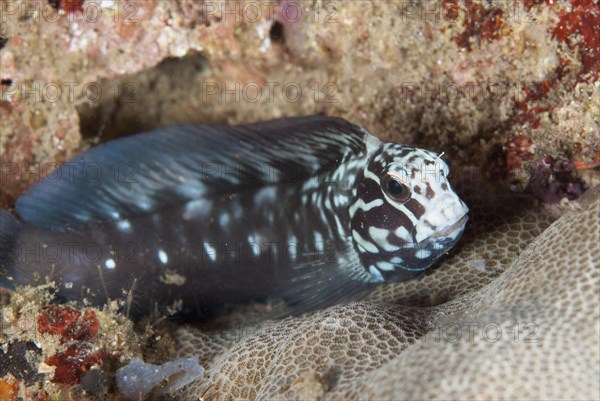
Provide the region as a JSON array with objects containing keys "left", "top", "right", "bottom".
[{"left": 0, "top": 0, "right": 599, "bottom": 400}]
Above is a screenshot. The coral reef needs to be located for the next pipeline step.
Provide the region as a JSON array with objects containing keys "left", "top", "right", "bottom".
[
  {"left": 0, "top": 0, "right": 598, "bottom": 400},
  {"left": 0, "top": 0, "right": 598, "bottom": 205}
]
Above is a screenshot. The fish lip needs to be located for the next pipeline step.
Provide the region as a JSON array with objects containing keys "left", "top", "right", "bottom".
[{"left": 430, "top": 215, "right": 468, "bottom": 238}]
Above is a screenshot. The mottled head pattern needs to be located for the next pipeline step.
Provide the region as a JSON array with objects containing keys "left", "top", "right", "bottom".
[{"left": 349, "top": 142, "right": 469, "bottom": 282}]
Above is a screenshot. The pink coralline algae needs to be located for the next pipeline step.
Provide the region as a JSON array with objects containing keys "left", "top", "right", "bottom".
[{"left": 528, "top": 156, "right": 585, "bottom": 204}]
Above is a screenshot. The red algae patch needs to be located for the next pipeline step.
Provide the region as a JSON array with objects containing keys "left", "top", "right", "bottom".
[
  {"left": 37, "top": 306, "right": 105, "bottom": 385},
  {"left": 451, "top": 0, "right": 506, "bottom": 50},
  {"left": 552, "top": 0, "right": 600, "bottom": 81},
  {"left": 504, "top": 135, "right": 536, "bottom": 172},
  {"left": 37, "top": 306, "right": 99, "bottom": 342},
  {"left": 44, "top": 345, "right": 107, "bottom": 385}
]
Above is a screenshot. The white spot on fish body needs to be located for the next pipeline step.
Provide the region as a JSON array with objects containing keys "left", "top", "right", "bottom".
[
  {"left": 376, "top": 261, "right": 396, "bottom": 271},
  {"left": 254, "top": 187, "right": 277, "bottom": 205},
  {"left": 369, "top": 265, "right": 385, "bottom": 282},
  {"left": 352, "top": 230, "right": 379, "bottom": 253},
  {"left": 176, "top": 183, "right": 204, "bottom": 198},
  {"left": 76, "top": 212, "right": 91, "bottom": 222},
  {"left": 247, "top": 234, "right": 261, "bottom": 257},
  {"left": 394, "top": 226, "right": 413, "bottom": 243},
  {"left": 117, "top": 220, "right": 131, "bottom": 232},
  {"left": 219, "top": 213, "right": 230, "bottom": 228},
  {"left": 249, "top": 240, "right": 260, "bottom": 257},
  {"left": 139, "top": 200, "right": 152, "bottom": 211},
  {"left": 368, "top": 226, "right": 400, "bottom": 252},
  {"left": 349, "top": 198, "right": 384, "bottom": 218},
  {"left": 158, "top": 249, "right": 168, "bottom": 264},
  {"left": 105, "top": 258, "right": 116, "bottom": 269},
  {"left": 416, "top": 249, "right": 431, "bottom": 259},
  {"left": 183, "top": 200, "right": 212, "bottom": 220},
  {"left": 204, "top": 242, "right": 217, "bottom": 262},
  {"left": 226, "top": 175, "right": 240, "bottom": 185}
]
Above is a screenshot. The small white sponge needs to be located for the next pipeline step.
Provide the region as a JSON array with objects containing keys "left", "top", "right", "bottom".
[{"left": 116, "top": 356, "right": 204, "bottom": 400}]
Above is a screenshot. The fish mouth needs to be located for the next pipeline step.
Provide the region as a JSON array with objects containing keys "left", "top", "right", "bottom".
[{"left": 430, "top": 215, "right": 468, "bottom": 238}]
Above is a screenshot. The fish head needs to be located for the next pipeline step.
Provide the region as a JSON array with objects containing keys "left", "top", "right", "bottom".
[{"left": 350, "top": 143, "right": 469, "bottom": 282}]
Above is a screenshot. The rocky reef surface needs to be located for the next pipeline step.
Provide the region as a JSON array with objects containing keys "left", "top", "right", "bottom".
[{"left": 0, "top": 1, "right": 598, "bottom": 400}]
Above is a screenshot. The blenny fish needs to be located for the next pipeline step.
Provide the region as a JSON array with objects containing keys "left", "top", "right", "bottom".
[{"left": 0, "top": 116, "right": 468, "bottom": 317}]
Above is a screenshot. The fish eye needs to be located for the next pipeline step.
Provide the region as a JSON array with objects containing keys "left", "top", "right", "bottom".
[{"left": 381, "top": 173, "right": 411, "bottom": 203}]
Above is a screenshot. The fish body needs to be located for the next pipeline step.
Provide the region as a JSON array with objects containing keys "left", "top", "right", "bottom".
[{"left": 0, "top": 116, "right": 468, "bottom": 317}]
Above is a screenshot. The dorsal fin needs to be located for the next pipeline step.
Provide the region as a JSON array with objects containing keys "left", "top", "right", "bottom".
[{"left": 16, "top": 115, "right": 368, "bottom": 231}]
